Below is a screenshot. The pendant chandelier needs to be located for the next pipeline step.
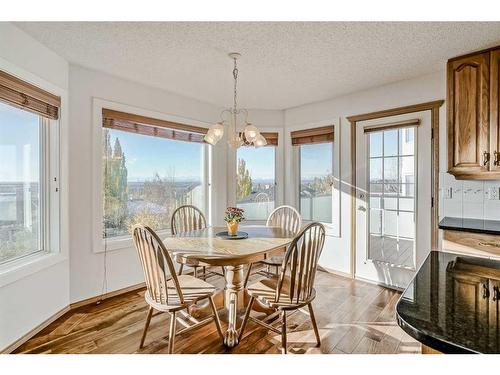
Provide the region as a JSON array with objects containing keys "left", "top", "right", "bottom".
[{"left": 204, "top": 52, "right": 267, "bottom": 148}]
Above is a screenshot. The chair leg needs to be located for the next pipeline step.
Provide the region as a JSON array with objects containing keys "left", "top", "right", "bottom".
[
  {"left": 208, "top": 296, "right": 224, "bottom": 340},
  {"left": 178, "top": 264, "right": 184, "bottom": 276},
  {"left": 139, "top": 307, "right": 154, "bottom": 349},
  {"left": 243, "top": 263, "right": 253, "bottom": 288},
  {"left": 238, "top": 296, "right": 255, "bottom": 342},
  {"left": 281, "top": 310, "right": 287, "bottom": 354},
  {"left": 168, "top": 311, "right": 177, "bottom": 354},
  {"left": 203, "top": 266, "right": 206, "bottom": 278},
  {"left": 193, "top": 266, "right": 198, "bottom": 278},
  {"left": 307, "top": 303, "right": 321, "bottom": 347},
  {"left": 221, "top": 266, "right": 225, "bottom": 276}
]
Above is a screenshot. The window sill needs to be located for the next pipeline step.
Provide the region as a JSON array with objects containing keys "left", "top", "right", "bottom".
[
  {"left": 0, "top": 252, "right": 67, "bottom": 288},
  {"left": 94, "top": 229, "right": 171, "bottom": 254}
]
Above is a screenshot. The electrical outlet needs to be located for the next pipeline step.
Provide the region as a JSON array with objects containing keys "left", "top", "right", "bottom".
[{"left": 487, "top": 187, "right": 500, "bottom": 200}]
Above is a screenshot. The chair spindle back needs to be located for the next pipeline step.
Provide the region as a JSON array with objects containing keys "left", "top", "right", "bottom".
[
  {"left": 171, "top": 205, "right": 207, "bottom": 235},
  {"left": 276, "top": 222, "right": 325, "bottom": 305},
  {"left": 266, "top": 205, "right": 302, "bottom": 235},
  {"left": 133, "top": 225, "right": 184, "bottom": 306}
]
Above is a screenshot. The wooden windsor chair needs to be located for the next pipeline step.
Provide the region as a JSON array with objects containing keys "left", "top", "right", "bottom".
[
  {"left": 238, "top": 222, "right": 326, "bottom": 354},
  {"left": 132, "top": 224, "right": 223, "bottom": 353},
  {"left": 243, "top": 205, "right": 302, "bottom": 287},
  {"left": 170, "top": 205, "right": 224, "bottom": 279}
]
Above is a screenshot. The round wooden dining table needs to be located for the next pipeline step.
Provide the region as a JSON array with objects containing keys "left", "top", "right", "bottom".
[{"left": 163, "top": 225, "right": 295, "bottom": 347}]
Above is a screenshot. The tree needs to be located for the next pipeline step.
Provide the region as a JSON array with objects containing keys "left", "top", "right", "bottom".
[
  {"left": 103, "top": 129, "right": 129, "bottom": 236},
  {"left": 311, "top": 173, "right": 334, "bottom": 195},
  {"left": 236, "top": 158, "right": 252, "bottom": 200}
]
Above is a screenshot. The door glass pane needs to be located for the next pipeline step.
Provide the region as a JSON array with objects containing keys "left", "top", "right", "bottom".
[
  {"left": 383, "top": 130, "right": 398, "bottom": 156},
  {"left": 236, "top": 146, "right": 276, "bottom": 220},
  {"left": 383, "top": 157, "right": 398, "bottom": 183},
  {"left": 369, "top": 132, "right": 383, "bottom": 157},
  {"left": 369, "top": 158, "right": 382, "bottom": 182},
  {"left": 367, "top": 126, "right": 416, "bottom": 269},
  {"left": 0, "top": 102, "right": 43, "bottom": 263}
]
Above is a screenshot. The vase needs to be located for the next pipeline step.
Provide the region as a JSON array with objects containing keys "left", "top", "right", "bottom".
[{"left": 227, "top": 221, "right": 239, "bottom": 236}]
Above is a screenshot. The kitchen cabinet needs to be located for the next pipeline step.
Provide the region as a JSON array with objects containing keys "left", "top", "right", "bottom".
[{"left": 447, "top": 47, "right": 500, "bottom": 179}]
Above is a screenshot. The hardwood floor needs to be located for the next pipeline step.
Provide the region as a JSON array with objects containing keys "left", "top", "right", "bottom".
[{"left": 13, "top": 270, "right": 421, "bottom": 354}]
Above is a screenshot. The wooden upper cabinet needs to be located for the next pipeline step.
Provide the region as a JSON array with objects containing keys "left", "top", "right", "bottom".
[
  {"left": 491, "top": 48, "right": 500, "bottom": 172},
  {"left": 447, "top": 52, "right": 490, "bottom": 178}
]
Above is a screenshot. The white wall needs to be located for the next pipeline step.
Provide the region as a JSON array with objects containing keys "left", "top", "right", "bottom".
[
  {"left": 68, "top": 65, "right": 228, "bottom": 303},
  {"left": 0, "top": 23, "right": 69, "bottom": 351},
  {"left": 284, "top": 71, "right": 447, "bottom": 276}
]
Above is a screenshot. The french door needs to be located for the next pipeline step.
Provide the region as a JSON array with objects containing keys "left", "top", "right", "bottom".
[{"left": 355, "top": 111, "right": 432, "bottom": 289}]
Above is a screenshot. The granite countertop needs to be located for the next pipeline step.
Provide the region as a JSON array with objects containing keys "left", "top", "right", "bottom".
[
  {"left": 396, "top": 251, "right": 500, "bottom": 354},
  {"left": 439, "top": 216, "right": 500, "bottom": 236}
]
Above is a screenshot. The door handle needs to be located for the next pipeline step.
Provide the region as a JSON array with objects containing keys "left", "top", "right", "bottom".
[
  {"left": 483, "top": 151, "right": 491, "bottom": 166},
  {"left": 493, "top": 286, "right": 499, "bottom": 302},
  {"left": 494, "top": 151, "right": 500, "bottom": 166},
  {"left": 482, "top": 284, "right": 490, "bottom": 299}
]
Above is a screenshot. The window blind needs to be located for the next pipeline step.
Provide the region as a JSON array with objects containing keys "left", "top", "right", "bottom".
[
  {"left": 363, "top": 118, "right": 420, "bottom": 133},
  {"left": 0, "top": 70, "right": 60, "bottom": 120},
  {"left": 239, "top": 131, "right": 279, "bottom": 146},
  {"left": 102, "top": 109, "right": 208, "bottom": 143},
  {"left": 291, "top": 125, "right": 334, "bottom": 145}
]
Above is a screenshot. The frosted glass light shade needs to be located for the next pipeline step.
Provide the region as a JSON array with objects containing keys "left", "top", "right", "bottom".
[
  {"left": 212, "top": 122, "right": 224, "bottom": 138},
  {"left": 254, "top": 134, "right": 267, "bottom": 148},
  {"left": 204, "top": 129, "right": 219, "bottom": 145},
  {"left": 227, "top": 135, "right": 244, "bottom": 149},
  {"left": 244, "top": 123, "right": 259, "bottom": 142}
]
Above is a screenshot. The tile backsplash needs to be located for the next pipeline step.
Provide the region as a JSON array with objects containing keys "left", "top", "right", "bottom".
[{"left": 440, "top": 173, "right": 500, "bottom": 221}]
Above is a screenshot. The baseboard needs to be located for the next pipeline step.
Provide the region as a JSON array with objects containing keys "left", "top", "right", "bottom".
[
  {"left": 1, "top": 305, "right": 70, "bottom": 353},
  {"left": 70, "top": 282, "right": 146, "bottom": 310},
  {"left": 318, "top": 265, "right": 353, "bottom": 279}
]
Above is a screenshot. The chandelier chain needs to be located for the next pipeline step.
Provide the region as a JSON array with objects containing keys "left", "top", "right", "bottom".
[{"left": 233, "top": 57, "right": 238, "bottom": 112}]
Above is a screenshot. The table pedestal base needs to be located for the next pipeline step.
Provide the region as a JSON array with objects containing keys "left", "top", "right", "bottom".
[{"left": 223, "top": 265, "right": 245, "bottom": 347}]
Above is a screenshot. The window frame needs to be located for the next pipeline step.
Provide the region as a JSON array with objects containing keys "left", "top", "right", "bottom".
[
  {"left": 235, "top": 145, "right": 278, "bottom": 223},
  {"left": 228, "top": 128, "right": 284, "bottom": 226},
  {"left": 288, "top": 121, "right": 340, "bottom": 237},
  {"left": 91, "top": 99, "right": 211, "bottom": 253},
  {"left": 365, "top": 125, "right": 418, "bottom": 270},
  {"left": 297, "top": 141, "right": 334, "bottom": 225},
  {"left": 0, "top": 100, "right": 61, "bottom": 273}
]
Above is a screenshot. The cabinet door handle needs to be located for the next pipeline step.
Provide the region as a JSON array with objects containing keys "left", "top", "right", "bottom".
[
  {"left": 483, "top": 151, "right": 491, "bottom": 166},
  {"left": 493, "top": 286, "right": 499, "bottom": 302},
  {"left": 483, "top": 284, "right": 490, "bottom": 299},
  {"left": 494, "top": 151, "right": 500, "bottom": 166}
]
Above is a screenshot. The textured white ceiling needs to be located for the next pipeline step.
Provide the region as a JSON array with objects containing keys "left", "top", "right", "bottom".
[{"left": 14, "top": 22, "right": 500, "bottom": 110}]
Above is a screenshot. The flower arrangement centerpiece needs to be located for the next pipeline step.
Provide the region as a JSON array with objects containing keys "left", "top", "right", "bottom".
[{"left": 224, "top": 207, "right": 245, "bottom": 236}]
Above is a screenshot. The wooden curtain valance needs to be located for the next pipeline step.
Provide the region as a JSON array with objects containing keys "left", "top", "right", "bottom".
[
  {"left": 363, "top": 118, "right": 420, "bottom": 133},
  {"left": 0, "top": 70, "right": 60, "bottom": 120},
  {"left": 102, "top": 109, "right": 208, "bottom": 143},
  {"left": 239, "top": 131, "right": 279, "bottom": 146},
  {"left": 291, "top": 125, "right": 334, "bottom": 145}
]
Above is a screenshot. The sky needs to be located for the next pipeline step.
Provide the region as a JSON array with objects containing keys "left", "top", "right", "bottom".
[
  {"left": 299, "top": 142, "right": 333, "bottom": 180},
  {"left": 237, "top": 146, "right": 275, "bottom": 180},
  {"left": 0, "top": 102, "right": 40, "bottom": 183},
  {"left": 107, "top": 128, "right": 204, "bottom": 181}
]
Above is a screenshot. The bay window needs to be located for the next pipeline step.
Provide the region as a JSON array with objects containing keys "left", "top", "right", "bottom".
[
  {"left": 101, "top": 109, "right": 208, "bottom": 240},
  {"left": 0, "top": 70, "right": 60, "bottom": 265},
  {"left": 292, "top": 126, "right": 334, "bottom": 223},
  {"left": 235, "top": 132, "right": 278, "bottom": 221}
]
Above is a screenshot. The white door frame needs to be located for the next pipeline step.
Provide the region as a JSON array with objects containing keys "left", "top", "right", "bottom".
[{"left": 347, "top": 100, "right": 444, "bottom": 285}]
